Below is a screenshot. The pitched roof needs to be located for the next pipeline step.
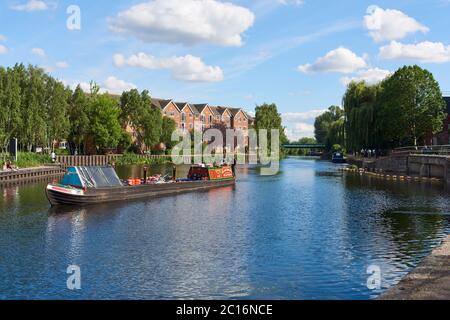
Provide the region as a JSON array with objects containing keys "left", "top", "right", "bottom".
[
  {"left": 176, "top": 102, "right": 196, "bottom": 113},
  {"left": 192, "top": 104, "right": 209, "bottom": 114},
  {"left": 214, "top": 106, "right": 230, "bottom": 116},
  {"left": 228, "top": 108, "right": 249, "bottom": 119},
  {"left": 151, "top": 98, "right": 173, "bottom": 110},
  {"left": 209, "top": 106, "right": 221, "bottom": 116},
  {"left": 174, "top": 102, "right": 188, "bottom": 110}
]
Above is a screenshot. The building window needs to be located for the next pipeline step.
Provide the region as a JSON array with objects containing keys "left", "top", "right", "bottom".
[
  {"left": 182, "top": 123, "right": 186, "bottom": 131},
  {"left": 170, "top": 112, "right": 175, "bottom": 117},
  {"left": 201, "top": 115, "right": 205, "bottom": 123},
  {"left": 209, "top": 115, "right": 212, "bottom": 124},
  {"left": 181, "top": 112, "right": 186, "bottom": 122}
]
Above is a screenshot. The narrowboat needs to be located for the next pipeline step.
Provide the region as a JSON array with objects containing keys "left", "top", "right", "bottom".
[
  {"left": 46, "top": 165, "right": 235, "bottom": 206},
  {"left": 332, "top": 152, "right": 347, "bottom": 164}
]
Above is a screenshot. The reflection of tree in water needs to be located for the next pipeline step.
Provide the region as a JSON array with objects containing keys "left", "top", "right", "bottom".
[
  {"left": 378, "top": 209, "right": 450, "bottom": 261},
  {"left": 1, "top": 180, "right": 51, "bottom": 215},
  {"left": 342, "top": 172, "right": 447, "bottom": 198},
  {"left": 341, "top": 172, "right": 450, "bottom": 262}
]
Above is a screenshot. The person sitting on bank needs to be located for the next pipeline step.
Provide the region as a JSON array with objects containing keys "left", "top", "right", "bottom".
[{"left": 6, "top": 161, "right": 18, "bottom": 172}]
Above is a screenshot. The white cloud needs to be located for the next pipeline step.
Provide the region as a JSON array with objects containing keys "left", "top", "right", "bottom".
[
  {"left": 55, "top": 61, "right": 69, "bottom": 68},
  {"left": 282, "top": 110, "right": 327, "bottom": 122},
  {"left": 11, "top": 0, "right": 48, "bottom": 11},
  {"left": 31, "top": 47, "right": 46, "bottom": 57},
  {"left": 363, "top": 6, "right": 429, "bottom": 42},
  {"left": 282, "top": 109, "right": 327, "bottom": 140},
  {"left": 341, "top": 68, "right": 392, "bottom": 86},
  {"left": 284, "top": 122, "right": 315, "bottom": 141},
  {"left": 102, "top": 76, "right": 137, "bottom": 94},
  {"left": 298, "top": 47, "right": 367, "bottom": 74},
  {"left": 379, "top": 41, "right": 450, "bottom": 63},
  {"left": 278, "top": 0, "right": 305, "bottom": 6},
  {"left": 74, "top": 82, "right": 92, "bottom": 93},
  {"left": 68, "top": 77, "right": 137, "bottom": 95},
  {"left": 0, "top": 45, "right": 8, "bottom": 54},
  {"left": 41, "top": 61, "right": 69, "bottom": 73},
  {"left": 109, "top": 0, "right": 255, "bottom": 46},
  {"left": 114, "top": 52, "right": 224, "bottom": 82}
]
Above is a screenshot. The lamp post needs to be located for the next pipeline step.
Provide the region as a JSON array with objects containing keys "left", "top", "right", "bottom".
[{"left": 9, "top": 138, "right": 18, "bottom": 162}]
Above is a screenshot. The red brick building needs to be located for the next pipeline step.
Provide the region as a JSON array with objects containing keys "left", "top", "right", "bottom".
[
  {"left": 431, "top": 97, "right": 450, "bottom": 145},
  {"left": 125, "top": 98, "right": 252, "bottom": 151}
]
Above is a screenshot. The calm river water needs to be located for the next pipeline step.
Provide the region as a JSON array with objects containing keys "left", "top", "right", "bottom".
[{"left": 0, "top": 157, "right": 449, "bottom": 300}]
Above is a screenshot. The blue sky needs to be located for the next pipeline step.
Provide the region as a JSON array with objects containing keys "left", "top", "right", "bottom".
[{"left": 1, "top": 0, "right": 449, "bottom": 140}]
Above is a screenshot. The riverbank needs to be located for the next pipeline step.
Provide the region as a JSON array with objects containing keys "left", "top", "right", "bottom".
[
  {"left": 0, "top": 166, "right": 64, "bottom": 184},
  {"left": 379, "top": 235, "right": 450, "bottom": 300},
  {"left": 347, "top": 154, "right": 450, "bottom": 184}
]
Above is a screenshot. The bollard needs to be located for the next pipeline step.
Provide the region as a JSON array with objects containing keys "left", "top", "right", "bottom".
[{"left": 143, "top": 166, "right": 148, "bottom": 184}]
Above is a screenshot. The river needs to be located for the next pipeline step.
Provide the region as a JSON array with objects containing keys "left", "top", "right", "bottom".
[{"left": 0, "top": 157, "right": 449, "bottom": 300}]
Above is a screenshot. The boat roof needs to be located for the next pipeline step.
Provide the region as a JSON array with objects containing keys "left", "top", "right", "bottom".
[{"left": 67, "top": 166, "right": 123, "bottom": 188}]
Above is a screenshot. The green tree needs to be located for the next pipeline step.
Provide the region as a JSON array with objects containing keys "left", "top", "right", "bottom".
[
  {"left": 120, "top": 89, "right": 162, "bottom": 152},
  {"left": 377, "top": 65, "right": 446, "bottom": 147},
  {"left": 314, "top": 106, "right": 345, "bottom": 151},
  {"left": 20, "top": 65, "right": 47, "bottom": 151},
  {"left": 68, "top": 85, "right": 90, "bottom": 154},
  {"left": 161, "top": 116, "right": 177, "bottom": 149},
  {"left": 254, "top": 103, "right": 288, "bottom": 150},
  {"left": 286, "top": 137, "right": 317, "bottom": 156},
  {"left": 89, "top": 93, "right": 122, "bottom": 152},
  {"left": 141, "top": 91, "right": 162, "bottom": 151},
  {"left": 0, "top": 65, "right": 22, "bottom": 152},
  {"left": 44, "top": 77, "right": 70, "bottom": 151},
  {"left": 342, "top": 81, "right": 382, "bottom": 151}
]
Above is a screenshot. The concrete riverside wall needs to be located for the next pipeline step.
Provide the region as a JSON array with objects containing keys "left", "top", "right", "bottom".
[
  {"left": 379, "top": 235, "right": 450, "bottom": 300},
  {"left": 349, "top": 154, "right": 450, "bottom": 184}
]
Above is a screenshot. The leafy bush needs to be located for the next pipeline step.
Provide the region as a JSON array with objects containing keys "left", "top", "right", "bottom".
[
  {"left": 55, "top": 148, "right": 70, "bottom": 155},
  {"left": 13, "top": 152, "right": 51, "bottom": 168},
  {"left": 115, "top": 153, "right": 170, "bottom": 166},
  {"left": 332, "top": 144, "right": 345, "bottom": 153}
]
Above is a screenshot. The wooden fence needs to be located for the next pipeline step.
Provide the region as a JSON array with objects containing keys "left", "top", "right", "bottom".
[
  {"left": 56, "top": 154, "right": 172, "bottom": 169},
  {"left": 56, "top": 153, "right": 255, "bottom": 169}
]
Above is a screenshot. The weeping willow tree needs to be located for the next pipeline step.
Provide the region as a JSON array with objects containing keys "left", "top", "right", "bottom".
[
  {"left": 342, "top": 81, "right": 382, "bottom": 152},
  {"left": 314, "top": 105, "right": 345, "bottom": 151}
]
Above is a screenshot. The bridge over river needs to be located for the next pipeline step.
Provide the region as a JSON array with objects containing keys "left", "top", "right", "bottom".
[{"left": 282, "top": 144, "right": 326, "bottom": 149}]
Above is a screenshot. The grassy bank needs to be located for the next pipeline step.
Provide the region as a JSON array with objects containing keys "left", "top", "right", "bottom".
[{"left": 1, "top": 152, "right": 52, "bottom": 169}]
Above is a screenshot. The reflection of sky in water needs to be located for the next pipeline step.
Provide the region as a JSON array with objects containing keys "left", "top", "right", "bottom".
[{"left": 0, "top": 158, "right": 449, "bottom": 300}]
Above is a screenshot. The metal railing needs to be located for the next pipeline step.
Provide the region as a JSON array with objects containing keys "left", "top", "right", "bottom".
[{"left": 393, "top": 145, "right": 450, "bottom": 156}]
